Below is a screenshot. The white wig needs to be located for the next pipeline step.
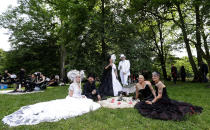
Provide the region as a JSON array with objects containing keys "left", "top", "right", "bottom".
[
  {"left": 111, "top": 54, "right": 116, "bottom": 63},
  {"left": 67, "top": 70, "right": 85, "bottom": 82}
]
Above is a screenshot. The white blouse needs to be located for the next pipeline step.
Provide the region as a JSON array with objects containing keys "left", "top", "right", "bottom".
[{"left": 68, "top": 83, "right": 82, "bottom": 98}]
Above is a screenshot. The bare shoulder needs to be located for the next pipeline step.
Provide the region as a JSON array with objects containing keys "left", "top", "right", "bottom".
[
  {"left": 135, "top": 83, "right": 141, "bottom": 89},
  {"left": 145, "top": 81, "right": 151, "bottom": 85},
  {"left": 156, "top": 81, "right": 166, "bottom": 88}
]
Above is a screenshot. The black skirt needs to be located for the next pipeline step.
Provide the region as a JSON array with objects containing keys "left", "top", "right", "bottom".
[{"left": 134, "top": 87, "right": 203, "bottom": 121}]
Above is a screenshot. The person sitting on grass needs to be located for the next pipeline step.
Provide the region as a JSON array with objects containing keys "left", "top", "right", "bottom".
[
  {"left": 24, "top": 74, "right": 36, "bottom": 92},
  {"left": 82, "top": 74, "right": 101, "bottom": 101},
  {"left": 135, "top": 72, "right": 203, "bottom": 121},
  {"left": 48, "top": 75, "right": 60, "bottom": 86},
  {"left": 134, "top": 75, "right": 156, "bottom": 101},
  {"left": 36, "top": 73, "right": 47, "bottom": 90},
  {"left": 3, "top": 70, "right": 11, "bottom": 84}
]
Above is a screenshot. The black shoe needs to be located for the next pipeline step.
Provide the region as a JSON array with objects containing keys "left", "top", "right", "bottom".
[{"left": 101, "top": 96, "right": 107, "bottom": 100}]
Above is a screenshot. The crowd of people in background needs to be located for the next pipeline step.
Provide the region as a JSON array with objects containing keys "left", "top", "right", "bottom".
[
  {"left": 0, "top": 68, "right": 61, "bottom": 92},
  {"left": 170, "top": 62, "right": 209, "bottom": 84},
  {"left": 0, "top": 61, "right": 208, "bottom": 93}
]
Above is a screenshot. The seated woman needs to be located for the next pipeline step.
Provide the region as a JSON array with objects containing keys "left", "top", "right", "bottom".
[
  {"left": 135, "top": 75, "right": 156, "bottom": 101},
  {"left": 134, "top": 72, "right": 203, "bottom": 121},
  {"left": 2, "top": 70, "right": 101, "bottom": 127}
]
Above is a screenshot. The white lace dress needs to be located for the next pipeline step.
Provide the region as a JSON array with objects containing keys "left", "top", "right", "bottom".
[
  {"left": 2, "top": 83, "right": 101, "bottom": 127},
  {"left": 112, "top": 64, "right": 123, "bottom": 96}
]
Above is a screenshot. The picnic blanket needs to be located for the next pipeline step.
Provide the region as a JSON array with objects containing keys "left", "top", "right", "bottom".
[{"left": 98, "top": 96, "right": 138, "bottom": 109}]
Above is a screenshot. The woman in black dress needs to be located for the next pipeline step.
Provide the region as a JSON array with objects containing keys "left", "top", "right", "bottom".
[
  {"left": 135, "top": 72, "right": 203, "bottom": 121},
  {"left": 135, "top": 75, "right": 156, "bottom": 101}
]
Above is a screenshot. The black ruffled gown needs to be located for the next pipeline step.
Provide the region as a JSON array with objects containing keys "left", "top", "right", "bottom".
[
  {"left": 99, "top": 66, "right": 114, "bottom": 96},
  {"left": 137, "top": 84, "right": 154, "bottom": 101},
  {"left": 135, "top": 85, "right": 203, "bottom": 121}
]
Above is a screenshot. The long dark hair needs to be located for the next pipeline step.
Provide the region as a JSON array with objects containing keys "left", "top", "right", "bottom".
[{"left": 107, "top": 55, "right": 111, "bottom": 63}]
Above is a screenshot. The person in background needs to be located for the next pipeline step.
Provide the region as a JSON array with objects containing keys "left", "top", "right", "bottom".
[
  {"left": 0, "top": 73, "right": 2, "bottom": 83},
  {"left": 201, "top": 62, "right": 209, "bottom": 82},
  {"left": 24, "top": 74, "right": 36, "bottom": 92},
  {"left": 3, "top": 70, "right": 11, "bottom": 83},
  {"left": 180, "top": 66, "right": 186, "bottom": 82},
  {"left": 48, "top": 75, "right": 60, "bottom": 86},
  {"left": 82, "top": 74, "right": 101, "bottom": 101},
  {"left": 36, "top": 73, "right": 47, "bottom": 90},
  {"left": 17, "top": 68, "right": 26, "bottom": 88},
  {"left": 171, "top": 64, "right": 177, "bottom": 84}
]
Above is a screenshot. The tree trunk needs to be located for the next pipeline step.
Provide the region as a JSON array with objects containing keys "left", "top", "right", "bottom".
[
  {"left": 157, "top": 20, "right": 167, "bottom": 79},
  {"left": 200, "top": 14, "right": 210, "bottom": 75},
  {"left": 60, "top": 43, "right": 66, "bottom": 81},
  {"left": 150, "top": 24, "right": 167, "bottom": 79},
  {"left": 194, "top": 4, "right": 203, "bottom": 82},
  {"left": 160, "top": 56, "right": 167, "bottom": 80},
  {"left": 176, "top": 3, "right": 199, "bottom": 81},
  {"left": 101, "top": 0, "right": 106, "bottom": 60}
]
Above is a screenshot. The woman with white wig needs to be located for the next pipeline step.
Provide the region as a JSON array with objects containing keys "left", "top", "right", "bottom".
[
  {"left": 99, "top": 54, "right": 122, "bottom": 97},
  {"left": 2, "top": 70, "right": 101, "bottom": 127}
]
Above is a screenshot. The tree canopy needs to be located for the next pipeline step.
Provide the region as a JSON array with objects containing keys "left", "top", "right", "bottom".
[{"left": 0, "top": 0, "right": 209, "bottom": 81}]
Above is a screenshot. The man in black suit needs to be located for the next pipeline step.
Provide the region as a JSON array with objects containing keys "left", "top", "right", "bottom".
[{"left": 82, "top": 74, "right": 101, "bottom": 101}]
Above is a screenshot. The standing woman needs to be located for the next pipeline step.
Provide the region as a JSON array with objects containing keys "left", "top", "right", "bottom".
[
  {"left": 135, "top": 72, "right": 203, "bottom": 121},
  {"left": 99, "top": 54, "right": 122, "bottom": 97}
]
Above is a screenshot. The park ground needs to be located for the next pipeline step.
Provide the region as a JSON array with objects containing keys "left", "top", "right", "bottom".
[{"left": 0, "top": 81, "right": 210, "bottom": 130}]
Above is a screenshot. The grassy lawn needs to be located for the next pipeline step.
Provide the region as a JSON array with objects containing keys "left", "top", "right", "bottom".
[{"left": 0, "top": 81, "right": 210, "bottom": 130}]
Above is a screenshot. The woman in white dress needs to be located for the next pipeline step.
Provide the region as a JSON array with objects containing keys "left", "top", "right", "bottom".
[
  {"left": 2, "top": 70, "right": 101, "bottom": 127},
  {"left": 99, "top": 54, "right": 122, "bottom": 97}
]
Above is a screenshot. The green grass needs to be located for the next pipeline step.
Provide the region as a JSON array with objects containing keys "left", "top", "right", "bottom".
[{"left": 0, "top": 82, "right": 210, "bottom": 130}]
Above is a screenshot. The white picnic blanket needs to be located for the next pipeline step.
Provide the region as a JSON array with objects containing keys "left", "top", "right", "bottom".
[{"left": 98, "top": 97, "right": 138, "bottom": 109}]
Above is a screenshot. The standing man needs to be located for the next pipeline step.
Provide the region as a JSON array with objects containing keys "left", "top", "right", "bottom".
[
  {"left": 118, "top": 54, "right": 130, "bottom": 87},
  {"left": 171, "top": 64, "right": 177, "bottom": 84}
]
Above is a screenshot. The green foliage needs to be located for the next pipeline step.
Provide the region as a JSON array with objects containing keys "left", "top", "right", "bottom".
[
  {"left": 0, "top": 49, "right": 6, "bottom": 72},
  {"left": 0, "top": 0, "right": 209, "bottom": 79},
  {"left": 3, "top": 44, "right": 60, "bottom": 76}
]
